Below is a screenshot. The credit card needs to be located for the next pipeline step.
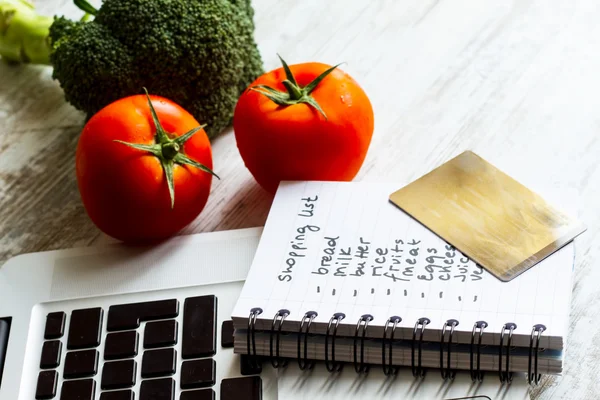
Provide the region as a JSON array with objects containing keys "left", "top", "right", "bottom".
[{"left": 389, "top": 151, "right": 586, "bottom": 281}]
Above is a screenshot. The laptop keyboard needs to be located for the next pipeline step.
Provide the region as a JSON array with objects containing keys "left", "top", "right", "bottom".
[{"left": 32, "top": 291, "right": 262, "bottom": 400}]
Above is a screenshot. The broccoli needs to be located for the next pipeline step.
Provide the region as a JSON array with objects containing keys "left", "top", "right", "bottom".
[{"left": 0, "top": 0, "right": 263, "bottom": 138}]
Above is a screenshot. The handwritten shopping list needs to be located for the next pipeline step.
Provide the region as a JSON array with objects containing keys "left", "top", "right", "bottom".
[
  {"left": 281, "top": 195, "right": 484, "bottom": 291},
  {"left": 233, "top": 181, "right": 573, "bottom": 340}
]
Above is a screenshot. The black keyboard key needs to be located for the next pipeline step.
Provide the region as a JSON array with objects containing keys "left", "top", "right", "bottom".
[
  {"left": 221, "top": 320, "right": 234, "bottom": 348},
  {"left": 64, "top": 349, "right": 98, "bottom": 378},
  {"left": 144, "top": 320, "right": 178, "bottom": 349},
  {"left": 101, "top": 359, "right": 137, "bottom": 390},
  {"left": 67, "top": 308, "right": 103, "bottom": 349},
  {"left": 182, "top": 296, "right": 217, "bottom": 359},
  {"left": 100, "top": 390, "right": 134, "bottom": 400},
  {"left": 60, "top": 379, "right": 95, "bottom": 400},
  {"left": 35, "top": 370, "right": 58, "bottom": 400},
  {"left": 180, "top": 389, "right": 214, "bottom": 400},
  {"left": 0, "top": 318, "right": 10, "bottom": 387},
  {"left": 221, "top": 376, "right": 262, "bottom": 400},
  {"left": 142, "top": 348, "right": 177, "bottom": 378},
  {"left": 180, "top": 359, "right": 215, "bottom": 389},
  {"left": 40, "top": 340, "right": 62, "bottom": 369},
  {"left": 107, "top": 299, "right": 179, "bottom": 331},
  {"left": 44, "top": 312, "right": 66, "bottom": 339},
  {"left": 104, "top": 331, "right": 138, "bottom": 360},
  {"left": 240, "top": 355, "right": 262, "bottom": 375},
  {"left": 140, "top": 378, "right": 174, "bottom": 400}
]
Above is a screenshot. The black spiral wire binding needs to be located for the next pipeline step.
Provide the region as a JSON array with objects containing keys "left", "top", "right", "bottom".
[
  {"left": 297, "top": 311, "right": 318, "bottom": 370},
  {"left": 498, "top": 322, "right": 517, "bottom": 384},
  {"left": 440, "top": 319, "right": 459, "bottom": 381},
  {"left": 470, "top": 320, "right": 488, "bottom": 382},
  {"left": 247, "top": 307, "right": 263, "bottom": 370},
  {"left": 527, "top": 324, "right": 546, "bottom": 385},
  {"left": 411, "top": 317, "right": 430, "bottom": 378},
  {"left": 325, "top": 313, "right": 346, "bottom": 372},
  {"left": 382, "top": 316, "right": 402, "bottom": 376},
  {"left": 353, "top": 314, "right": 373, "bottom": 373},
  {"left": 269, "top": 309, "right": 290, "bottom": 368}
]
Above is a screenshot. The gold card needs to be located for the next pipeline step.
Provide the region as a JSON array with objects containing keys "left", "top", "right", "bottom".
[{"left": 389, "top": 151, "right": 586, "bottom": 281}]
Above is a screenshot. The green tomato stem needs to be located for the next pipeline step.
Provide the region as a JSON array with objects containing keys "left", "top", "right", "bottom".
[
  {"left": 282, "top": 80, "right": 303, "bottom": 100},
  {"left": 162, "top": 142, "right": 180, "bottom": 160},
  {"left": 114, "top": 88, "right": 219, "bottom": 209},
  {"left": 249, "top": 54, "right": 343, "bottom": 120}
]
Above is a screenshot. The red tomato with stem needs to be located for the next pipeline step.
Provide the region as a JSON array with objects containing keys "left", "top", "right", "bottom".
[
  {"left": 234, "top": 56, "right": 375, "bottom": 193},
  {"left": 76, "top": 90, "right": 217, "bottom": 242}
]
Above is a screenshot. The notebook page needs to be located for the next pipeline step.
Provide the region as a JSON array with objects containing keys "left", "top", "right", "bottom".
[{"left": 232, "top": 181, "right": 574, "bottom": 348}]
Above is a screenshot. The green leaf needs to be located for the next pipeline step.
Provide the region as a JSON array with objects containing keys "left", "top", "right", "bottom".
[
  {"left": 249, "top": 88, "right": 291, "bottom": 105},
  {"left": 303, "top": 63, "right": 343, "bottom": 94},
  {"left": 251, "top": 84, "right": 284, "bottom": 95},
  {"left": 277, "top": 54, "right": 298, "bottom": 86},
  {"left": 113, "top": 140, "right": 162, "bottom": 157},
  {"left": 282, "top": 80, "right": 303, "bottom": 100},
  {"left": 143, "top": 88, "right": 169, "bottom": 144},
  {"left": 304, "top": 96, "right": 328, "bottom": 120},
  {"left": 173, "top": 125, "right": 207, "bottom": 146},
  {"left": 161, "top": 159, "right": 176, "bottom": 209},
  {"left": 73, "top": 0, "right": 98, "bottom": 16},
  {"left": 174, "top": 153, "right": 220, "bottom": 180}
]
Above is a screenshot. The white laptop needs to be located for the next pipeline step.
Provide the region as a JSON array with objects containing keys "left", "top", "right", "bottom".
[{"left": 0, "top": 227, "right": 276, "bottom": 400}]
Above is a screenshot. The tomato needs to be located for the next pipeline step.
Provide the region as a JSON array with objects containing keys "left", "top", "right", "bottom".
[
  {"left": 234, "top": 57, "right": 374, "bottom": 193},
  {"left": 76, "top": 91, "right": 217, "bottom": 242}
]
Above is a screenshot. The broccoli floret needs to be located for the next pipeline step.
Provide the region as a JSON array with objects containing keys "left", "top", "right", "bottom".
[
  {"left": 48, "top": 16, "right": 82, "bottom": 46},
  {"left": 1, "top": 0, "right": 264, "bottom": 138},
  {"left": 49, "top": 17, "right": 138, "bottom": 118}
]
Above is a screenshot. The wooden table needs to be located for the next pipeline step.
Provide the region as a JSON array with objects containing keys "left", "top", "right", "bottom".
[{"left": 1, "top": 0, "right": 598, "bottom": 398}]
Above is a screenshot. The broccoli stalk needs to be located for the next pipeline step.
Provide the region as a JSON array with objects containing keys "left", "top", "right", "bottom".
[
  {"left": 0, "top": 0, "right": 264, "bottom": 139},
  {"left": 0, "top": 0, "right": 95, "bottom": 64},
  {"left": 0, "top": 0, "right": 54, "bottom": 64}
]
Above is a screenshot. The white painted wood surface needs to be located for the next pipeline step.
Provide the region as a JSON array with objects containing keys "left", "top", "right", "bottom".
[{"left": 1, "top": 0, "right": 599, "bottom": 398}]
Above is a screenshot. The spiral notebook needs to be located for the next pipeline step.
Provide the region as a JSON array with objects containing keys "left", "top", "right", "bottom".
[{"left": 231, "top": 181, "right": 576, "bottom": 383}]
